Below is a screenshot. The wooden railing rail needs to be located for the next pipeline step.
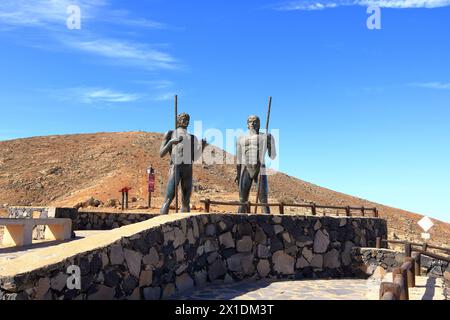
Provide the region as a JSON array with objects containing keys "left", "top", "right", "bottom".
[
  {"left": 200, "top": 199, "right": 378, "bottom": 217},
  {"left": 379, "top": 257, "right": 416, "bottom": 300}
]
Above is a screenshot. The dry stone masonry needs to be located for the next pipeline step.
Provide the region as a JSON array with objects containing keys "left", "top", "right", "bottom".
[{"left": 0, "top": 213, "right": 387, "bottom": 300}]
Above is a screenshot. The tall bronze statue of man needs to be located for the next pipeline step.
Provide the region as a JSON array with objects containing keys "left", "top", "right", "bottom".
[
  {"left": 236, "top": 115, "right": 276, "bottom": 213},
  {"left": 160, "top": 113, "right": 205, "bottom": 214}
]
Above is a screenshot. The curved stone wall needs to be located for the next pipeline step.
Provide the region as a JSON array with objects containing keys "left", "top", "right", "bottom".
[{"left": 0, "top": 213, "right": 387, "bottom": 300}]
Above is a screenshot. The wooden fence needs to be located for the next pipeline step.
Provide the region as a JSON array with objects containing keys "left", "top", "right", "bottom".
[
  {"left": 376, "top": 237, "right": 450, "bottom": 300},
  {"left": 200, "top": 199, "right": 379, "bottom": 217}
]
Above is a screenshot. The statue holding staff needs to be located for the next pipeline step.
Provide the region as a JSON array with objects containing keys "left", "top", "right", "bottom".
[
  {"left": 160, "top": 111, "right": 206, "bottom": 214},
  {"left": 235, "top": 110, "right": 276, "bottom": 213}
]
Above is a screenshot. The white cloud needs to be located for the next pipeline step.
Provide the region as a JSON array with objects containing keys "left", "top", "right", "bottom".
[
  {"left": 60, "top": 87, "right": 142, "bottom": 104},
  {"left": 409, "top": 82, "right": 450, "bottom": 90},
  {"left": 0, "top": 0, "right": 106, "bottom": 27},
  {"left": 0, "top": 1, "right": 180, "bottom": 71},
  {"left": 63, "top": 38, "right": 179, "bottom": 70},
  {"left": 152, "top": 92, "right": 178, "bottom": 101},
  {"left": 0, "top": 0, "right": 165, "bottom": 29},
  {"left": 274, "top": 0, "right": 450, "bottom": 10}
]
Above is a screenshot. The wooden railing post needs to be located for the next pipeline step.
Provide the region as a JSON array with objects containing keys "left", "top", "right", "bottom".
[
  {"left": 405, "top": 242, "right": 412, "bottom": 257},
  {"left": 311, "top": 204, "right": 317, "bottom": 216},
  {"left": 376, "top": 237, "right": 382, "bottom": 249},
  {"left": 204, "top": 199, "right": 211, "bottom": 213},
  {"left": 393, "top": 267, "right": 408, "bottom": 300},
  {"left": 379, "top": 282, "right": 397, "bottom": 300},
  {"left": 405, "top": 257, "right": 415, "bottom": 288},
  {"left": 279, "top": 202, "right": 284, "bottom": 215},
  {"left": 413, "top": 252, "right": 421, "bottom": 276}
]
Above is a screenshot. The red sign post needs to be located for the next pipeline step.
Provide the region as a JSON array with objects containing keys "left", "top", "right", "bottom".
[
  {"left": 119, "top": 187, "right": 132, "bottom": 211},
  {"left": 147, "top": 165, "right": 155, "bottom": 208}
]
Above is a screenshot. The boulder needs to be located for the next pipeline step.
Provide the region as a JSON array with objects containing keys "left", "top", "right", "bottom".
[
  {"left": 272, "top": 251, "right": 294, "bottom": 275},
  {"left": 310, "top": 254, "right": 323, "bottom": 269},
  {"left": 219, "top": 232, "right": 235, "bottom": 248},
  {"left": 143, "top": 287, "right": 161, "bottom": 300},
  {"left": 237, "top": 236, "right": 253, "bottom": 253},
  {"left": 175, "top": 273, "right": 194, "bottom": 293},
  {"left": 257, "top": 259, "right": 271, "bottom": 278},
  {"left": 109, "top": 245, "right": 124, "bottom": 265},
  {"left": 313, "top": 230, "right": 330, "bottom": 253},
  {"left": 323, "top": 249, "right": 340, "bottom": 269},
  {"left": 124, "top": 249, "right": 142, "bottom": 278}
]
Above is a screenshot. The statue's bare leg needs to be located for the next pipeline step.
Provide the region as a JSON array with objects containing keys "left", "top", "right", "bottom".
[
  {"left": 180, "top": 164, "right": 193, "bottom": 213},
  {"left": 238, "top": 168, "right": 252, "bottom": 213},
  {"left": 258, "top": 173, "right": 270, "bottom": 214},
  {"left": 160, "top": 165, "right": 181, "bottom": 214}
]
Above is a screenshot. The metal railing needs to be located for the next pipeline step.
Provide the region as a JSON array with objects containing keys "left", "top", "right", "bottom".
[{"left": 200, "top": 198, "right": 379, "bottom": 217}]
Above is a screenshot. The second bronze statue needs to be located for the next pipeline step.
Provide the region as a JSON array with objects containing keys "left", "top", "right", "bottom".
[
  {"left": 159, "top": 113, "right": 206, "bottom": 214},
  {"left": 236, "top": 115, "right": 277, "bottom": 213}
]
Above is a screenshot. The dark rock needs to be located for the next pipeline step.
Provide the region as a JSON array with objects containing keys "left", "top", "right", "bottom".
[
  {"left": 208, "top": 259, "right": 227, "bottom": 281},
  {"left": 270, "top": 238, "right": 283, "bottom": 253},
  {"left": 143, "top": 287, "right": 161, "bottom": 300},
  {"left": 90, "top": 254, "right": 103, "bottom": 274},
  {"left": 122, "top": 275, "right": 138, "bottom": 294},
  {"left": 104, "top": 269, "right": 121, "bottom": 287}
]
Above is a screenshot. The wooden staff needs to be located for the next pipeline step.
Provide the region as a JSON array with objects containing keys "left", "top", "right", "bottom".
[
  {"left": 254, "top": 96, "right": 272, "bottom": 213},
  {"left": 174, "top": 95, "right": 179, "bottom": 213}
]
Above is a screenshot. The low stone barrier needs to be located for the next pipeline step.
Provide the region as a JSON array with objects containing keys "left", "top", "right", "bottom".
[
  {"left": 352, "top": 247, "right": 449, "bottom": 279},
  {"left": 0, "top": 213, "right": 387, "bottom": 300},
  {"left": 74, "top": 211, "right": 158, "bottom": 230},
  {"left": 5, "top": 207, "right": 157, "bottom": 232},
  {"left": 352, "top": 248, "right": 405, "bottom": 278}
]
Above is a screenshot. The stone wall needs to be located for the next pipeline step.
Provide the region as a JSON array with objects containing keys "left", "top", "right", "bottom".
[
  {"left": 352, "top": 247, "right": 449, "bottom": 278},
  {"left": 4, "top": 206, "right": 157, "bottom": 232},
  {"left": 0, "top": 213, "right": 387, "bottom": 300},
  {"left": 74, "top": 212, "right": 158, "bottom": 230},
  {"left": 352, "top": 248, "right": 405, "bottom": 278}
]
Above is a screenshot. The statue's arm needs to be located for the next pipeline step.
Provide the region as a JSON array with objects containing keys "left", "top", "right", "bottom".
[{"left": 159, "top": 131, "right": 174, "bottom": 158}]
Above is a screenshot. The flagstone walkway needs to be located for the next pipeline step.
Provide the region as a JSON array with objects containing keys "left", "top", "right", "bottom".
[{"left": 174, "top": 276, "right": 445, "bottom": 300}]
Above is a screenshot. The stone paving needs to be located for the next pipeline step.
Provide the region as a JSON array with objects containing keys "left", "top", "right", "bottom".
[
  {"left": 174, "top": 277, "right": 445, "bottom": 300},
  {"left": 0, "top": 230, "right": 106, "bottom": 263}
]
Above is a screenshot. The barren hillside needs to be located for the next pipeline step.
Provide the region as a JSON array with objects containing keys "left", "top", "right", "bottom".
[{"left": 0, "top": 131, "right": 449, "bottom": 247}]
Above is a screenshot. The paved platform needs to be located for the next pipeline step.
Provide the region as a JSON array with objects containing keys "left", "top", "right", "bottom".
[
  {"left": 0, "top": 230, "right": 107, "bottom": 263},
  {"left": 174, "top": 277, "right": 445, "bottom": 300}
]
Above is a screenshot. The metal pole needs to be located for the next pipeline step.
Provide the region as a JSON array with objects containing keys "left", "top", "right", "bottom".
[
  {"left": 174, "top": 95, "right": 178, "bottom": 213},
  {"left": 254, "top": 96, "right": 272, "bottom": 213}
]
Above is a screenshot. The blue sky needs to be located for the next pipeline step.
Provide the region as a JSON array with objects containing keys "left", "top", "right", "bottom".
[{"left": 0, "top": 0, "right": 449, "bottom": 222}]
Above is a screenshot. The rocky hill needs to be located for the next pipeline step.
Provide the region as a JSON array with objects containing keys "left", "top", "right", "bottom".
[{"left": 0, "top": 131, "right": 449, "bottom": 247}]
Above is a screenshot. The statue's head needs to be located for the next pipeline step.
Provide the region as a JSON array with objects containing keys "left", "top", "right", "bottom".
[
  {"left": 247, "top": 115, "right": 260, "bottom": 132},
  {"left": 177, "top": 112, "right": 190, "bottom": 128}
]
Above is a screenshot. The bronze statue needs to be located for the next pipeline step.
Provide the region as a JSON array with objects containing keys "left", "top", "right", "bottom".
[
  {"left": 236, "top": 115, "right": 276, "bottom": 213},
  {"left": 160, "top": 113, "right": 205, "bottom": 214}
]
